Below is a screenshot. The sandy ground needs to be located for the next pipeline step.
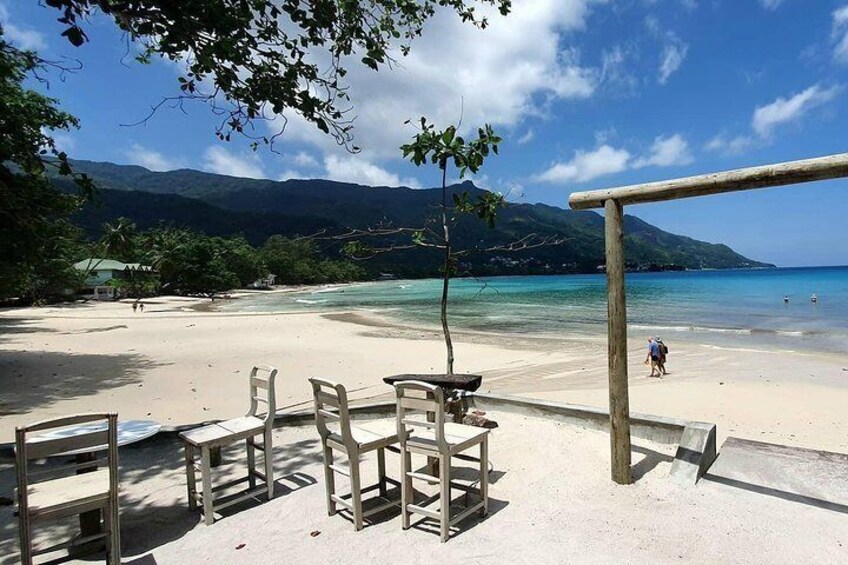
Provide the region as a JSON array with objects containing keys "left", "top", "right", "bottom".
[
  {"left": 2, "top": 295, "right": 848, "bottom": 454},
  {"left": 0, "top": 412, "right": 844, "bottom": 565}
]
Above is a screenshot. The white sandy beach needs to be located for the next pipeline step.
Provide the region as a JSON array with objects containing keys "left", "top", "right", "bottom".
[{"left": 1, "top": 294, "right": 847, "bottom": 454}]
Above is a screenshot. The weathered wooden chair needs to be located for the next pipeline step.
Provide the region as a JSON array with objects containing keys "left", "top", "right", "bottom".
[
  {"left": 180, "top": 365, "right": 277, "bottom": 525},
  {"left": 394, "top": 381, "right": 489, "bottom": 542},
  {"left": 309, "top": 377, "right": 400, "bottom": 531},
  {"left": 15, "top": 413, "right": 120, "bottom": 565}
]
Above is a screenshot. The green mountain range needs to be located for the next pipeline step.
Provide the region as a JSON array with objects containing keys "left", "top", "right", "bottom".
[{"left": 62, "top": 159, "right": 774, "bottom": 277}]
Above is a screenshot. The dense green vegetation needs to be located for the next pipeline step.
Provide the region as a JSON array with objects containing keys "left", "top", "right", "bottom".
[
  {"left": 90, "top": 222, "right": 368, "bottom": 299},
  {"left": 66, "top": 160, "right": 775, "bottom": 277}
]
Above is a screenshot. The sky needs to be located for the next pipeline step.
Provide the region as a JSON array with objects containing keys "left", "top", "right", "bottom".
[{"left": 2, "top": 0, "right": 848, "bottom": 267}]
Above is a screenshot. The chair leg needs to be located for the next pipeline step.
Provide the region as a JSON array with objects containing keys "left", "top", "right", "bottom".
[
  {"left": 200, "top": 446, "right": 214, "bottom": 526},
  {"left": 18, "top": 504, "right": 32, "bottom": 565},
  {"left": 246, "top": 436, "right": 256, "bottom": 490},
  {"left": 184, "top": 443, "right": 197, "bottom": 511},
  {"left": 480, "top": 437, "right": 489, "bottom": 517},
  {"left": 439, "top": 453, "right": 451, "bottom": 543},
  {"left": 321, "top": 444, "right": 337, "bottom": 516},
  {"left": 105, "top": 497, "right": 121, "bottom": 565},
  {"left": 110, "top": 493, "right": 121, "bottom": 565},
  {"left": 377, "top": 447, "right": 387, "bottom": 498},
  {"left": 264, "top": 428, "right": 274, "bottom": 500},
  {"left": 350, "top": 450, "right": 364, "bottom": 531},
  {"left": 400, "top": 447, "right": 412, "bottom": 530}
]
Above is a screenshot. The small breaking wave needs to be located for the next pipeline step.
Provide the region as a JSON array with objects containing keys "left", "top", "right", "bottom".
[{"left": 294, "top": 298, "right": 328, "bottom": 305}]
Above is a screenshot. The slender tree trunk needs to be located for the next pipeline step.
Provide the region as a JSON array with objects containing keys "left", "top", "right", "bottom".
[{"left": 439, "top": 163, "right": 454, "bottom": 374}]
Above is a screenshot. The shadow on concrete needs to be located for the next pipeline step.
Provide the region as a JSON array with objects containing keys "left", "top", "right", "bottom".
[
  {"left": 0, "top": 350, "right": 168, "bottom": 416},
  {"left": 701, "top": 473, "right": 848, "bottom": 515},
  {"left": 632, "top": 445, "right": 674, "bottom": 482},
  {"left": 0, "top": 432, "right": 321, "bottom": 563}
]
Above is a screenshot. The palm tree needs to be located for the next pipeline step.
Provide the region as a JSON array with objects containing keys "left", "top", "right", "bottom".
[{"left": 100, "top": 217, "right": 138, "bottom": 261}]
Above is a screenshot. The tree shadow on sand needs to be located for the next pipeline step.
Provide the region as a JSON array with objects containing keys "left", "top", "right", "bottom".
[
  {"left": 0, "top": 350, "right": 169, "bottom": 417},
  {"left": 0, "top": 432, "right": 321, "bottom": 563}
]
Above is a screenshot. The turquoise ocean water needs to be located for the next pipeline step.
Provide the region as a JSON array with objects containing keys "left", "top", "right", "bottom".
[{"left": 221, "top": 267, "right": 848, "bottom": 354}]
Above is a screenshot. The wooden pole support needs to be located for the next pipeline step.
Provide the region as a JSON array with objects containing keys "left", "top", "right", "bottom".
[
  {"left": 604, "top": 199, "right": 632, "bottom": 485},
  {"left": 569, "top": 152, "right": 848, "bottom": 210}
]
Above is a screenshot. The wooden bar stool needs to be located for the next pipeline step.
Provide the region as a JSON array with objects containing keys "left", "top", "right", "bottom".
[
  {"left": 394, "top": 381, "right": 490, "bottom": 542},
  {"left": 180, "top": 365, "right": 277, "bottom": 525},
  {"left": 310, "top": 378, "right": 401, "bottom": 531}
]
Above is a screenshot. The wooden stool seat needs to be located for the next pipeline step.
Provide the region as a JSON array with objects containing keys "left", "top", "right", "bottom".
[
  {"left": 406, "top": 422, "right": 489, "bottom": 456},
  {"left": 27, "top": 469, "right": 111, "bottom": 519},
  {"left": 181, "top": 417, "right": 265, "bottom": 448},
  {"left": 179, "top": 365, "right": 278, "bottom": 525}
]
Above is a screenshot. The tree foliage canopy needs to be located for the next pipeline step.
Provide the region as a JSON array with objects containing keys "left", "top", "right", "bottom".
[
  {"left": 0, "top": 27, "right": 91, "bottom": 302},
  {"left": 44, "top": 0, "right": 511, "bottom": 149}
]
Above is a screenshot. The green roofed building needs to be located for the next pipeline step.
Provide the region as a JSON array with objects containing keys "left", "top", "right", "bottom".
[{"left": 73, "top": 258, "right": 155, "bottom": 300}]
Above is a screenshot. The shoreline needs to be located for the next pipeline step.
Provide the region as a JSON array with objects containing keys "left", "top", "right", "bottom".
[{"left": 1, "top": 296, "right": 847, "bottom": 454}]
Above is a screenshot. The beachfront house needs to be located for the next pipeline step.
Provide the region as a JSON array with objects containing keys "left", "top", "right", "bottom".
[{"left": 73, "top": 258, "right": 155, "bottom": 300}]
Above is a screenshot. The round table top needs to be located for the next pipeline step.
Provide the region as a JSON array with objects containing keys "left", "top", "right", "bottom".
[{"left": 30, "top": 419, "right": 162, "bottom": 457}]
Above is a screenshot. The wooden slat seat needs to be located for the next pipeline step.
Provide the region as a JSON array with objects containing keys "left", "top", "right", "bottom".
[
  {"left": 345, "top": 420, "right": 399, "bottom": 451},
  {"left": 405, "top": 422, "right": 489, "bottom": 455},
  {"left": 181, "top": 417, "right": 265, "bottom": 448},
  {"left": 27, "top": 469, "right": 110, "bottom": 519},
  {"left": 310, "top": 378, "right": 401, "bottom": 531},
  {"left": 179, "top": 365, "right": 278, "bottom": 526}
]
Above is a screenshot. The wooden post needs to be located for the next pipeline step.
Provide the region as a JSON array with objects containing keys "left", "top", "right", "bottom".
[{"left": 604, "top": 199, "right": 632, "bottom": 485}]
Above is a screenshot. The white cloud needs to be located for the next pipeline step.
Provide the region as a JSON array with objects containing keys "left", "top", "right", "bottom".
[
  {"left": 534, "top": 133, "right": 694, "bottom": 184},
  {"left": 752, "top": 84, "right": 841, "bottom": 138},
  {"left": 124, "top": 144, "right": 185, "bottom": 172},
  {"left": 759, "top": 0, "right": 785, "bottom": 10},
  {"left": 50, "top": 131, "right": 77, "bottom": 152},
  {"left": 633, "top": 134, "right": 693, "bottom": 168},
  {"left": 0, "top": 2, "right": 47, "bottom": 51},
  {"left": 535, "top": 145, "right": 631, "bottom": 184},
  {"left": 517, "top": 129, "right": 535, "bottom": 145},
  {"left": 292, "top": 151, "right": 319, "bottom": 168},
  {"left": 704, "top": 134, "right": 756, "bottom": 156},
  {"left": 323, "top": 155, "right": 420, "bottom": 187},
  {"left": 658, "top": 36, "right": 689, "bottom": 84},
  {"left": 279, "top": 169, "right": 307, "bottom": 181},
  {"left": 833, "top": 6, "right": 848, "bottom": 64},
  {"left": 645, "top": 16, "right": 688, "bottom": 85},
  {"left": 202, "top": 146, "right": 267, "bottom": 179},
  {"left": 274, "top": 0, "right": 603, "bottom": 159}
]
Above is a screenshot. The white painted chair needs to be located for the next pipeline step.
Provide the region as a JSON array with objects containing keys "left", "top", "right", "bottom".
[
  {"left": 180, "top": 365, "right": 277, "bottom": 525},
  {"left": 310, "top": 378, "right": 400, "bottom": 531},
  {"left": 15, "top": 413, "right": 120, "bottom": 565},
  {"left": 394, "top": 381, "right": 489, "bottom": 542}
]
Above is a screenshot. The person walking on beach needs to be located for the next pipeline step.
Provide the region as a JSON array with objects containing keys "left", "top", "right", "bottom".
[
  {"left": 132, "top": 300, "right": 138, "bottom": 314},
  {"left": 139, "top": 302, "right": 145, "bottom": 313},
  {"left": 645, "top": 337, "right": 662, "bottom": 378},
  {"left": 655, "top": 337, "right": 669, "bottom": 376}
]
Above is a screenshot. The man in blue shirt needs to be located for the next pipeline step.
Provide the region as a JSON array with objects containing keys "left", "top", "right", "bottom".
[{"left": 645, "top": 338, "right": 662, "bottom": 378}]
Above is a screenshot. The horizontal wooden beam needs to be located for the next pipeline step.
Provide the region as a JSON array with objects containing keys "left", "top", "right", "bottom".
[{"left": 568, "top": 152, "right": 848, "bottom": 210}]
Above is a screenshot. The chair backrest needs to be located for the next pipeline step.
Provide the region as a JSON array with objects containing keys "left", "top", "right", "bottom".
[
  {"left": 247, "top": 365, "right": 278, "bottom": 427},
  {"left": 309, "top": 378, "right": 355, "bottom": 447},
  {"left": 15, "top": 413, "right": 119, "bottom": 513},
  {"left": 394, "top": 381, "right": 446, "bottom": 450}
]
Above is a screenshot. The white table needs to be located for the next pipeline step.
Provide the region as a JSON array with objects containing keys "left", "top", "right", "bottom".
[{"left": 30, "top": 419, "right": 161, "bottom": 456}]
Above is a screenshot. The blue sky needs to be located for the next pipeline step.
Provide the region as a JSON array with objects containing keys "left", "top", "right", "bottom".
[{"left": 2, "top": 0, "right": 848, "bottom": 267}]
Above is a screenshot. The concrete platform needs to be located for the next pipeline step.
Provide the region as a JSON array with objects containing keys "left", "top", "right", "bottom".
[{"left": 701, "top": 437, "right": 848, "bottom": 514}]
